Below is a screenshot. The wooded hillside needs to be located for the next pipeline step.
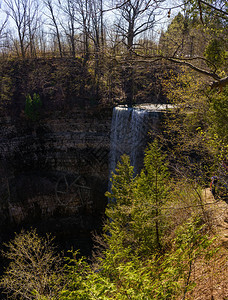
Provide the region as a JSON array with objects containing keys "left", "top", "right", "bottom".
[{"left": 0, "top": 0, "right": 227, "bottom": 299}]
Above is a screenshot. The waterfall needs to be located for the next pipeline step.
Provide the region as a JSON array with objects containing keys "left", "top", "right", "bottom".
[
  {"left": 108, "top": 104, "right": 173, "bottom": 191},
  {"left": 109, "top": 106, "right": 149, "bottom": 186}
]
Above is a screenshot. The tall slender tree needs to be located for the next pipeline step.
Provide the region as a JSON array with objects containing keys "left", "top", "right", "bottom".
[
  {"left": 43, "top": 0, "right": 63, "bottom": 57},
  {"left": 113, "top": 0, "right": 161, "bottom": 105},
  {"left": 58, "top": 0, "right": 77, "bottom": 58},
  {"left": 3, "top": 0, "right": 40, "bottom": 58}
]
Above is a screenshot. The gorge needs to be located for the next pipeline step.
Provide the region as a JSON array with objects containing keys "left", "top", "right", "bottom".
[{"left": 0, "top": 103, "right": 170, "bottom": 253}]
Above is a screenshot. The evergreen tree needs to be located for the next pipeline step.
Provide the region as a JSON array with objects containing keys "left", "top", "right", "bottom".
[
  {"left": 133, "top": 140, "right": 170, "bottom": 252},
  {"left": 105, "top": 140, "right": 171, "bottom": 259}
]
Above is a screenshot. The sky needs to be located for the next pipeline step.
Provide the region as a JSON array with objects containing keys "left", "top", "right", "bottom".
[{"left": 0, "top": 0, "right": 182, "bottom": 45}]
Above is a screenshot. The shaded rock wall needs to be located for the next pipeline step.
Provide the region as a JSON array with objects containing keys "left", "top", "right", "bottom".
[{"left": 0, "top": 105, "right": 112, "bottom": 249}]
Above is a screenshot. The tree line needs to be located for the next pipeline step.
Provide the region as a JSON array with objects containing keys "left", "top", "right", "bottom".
[
  {"left": 0, "top": 0, "right": 164, "bottom": 59},
  {"left": 0, "top": 0, "right": 227, "bottom": 108}
]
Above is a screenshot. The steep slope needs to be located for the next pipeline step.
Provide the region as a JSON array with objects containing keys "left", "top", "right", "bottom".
[{"left": 187, "top": 188, "right": 228, "bottom": 299}]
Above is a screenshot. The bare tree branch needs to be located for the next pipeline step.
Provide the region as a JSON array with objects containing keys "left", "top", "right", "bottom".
[
  {"left": 162, "top": 56, "right": 228, "bottom": 89},
  {"left": 211, "top": 76, "right": 228, "bottom": 89},
  {"left": 199, "top": 0, "right": 228, "bottom": 16},
  {"left": 129, "top": 50, "right": 227, "bottom": 89},
  {"left": 164, "top": 57, "right": 221, "bottom": 80}
]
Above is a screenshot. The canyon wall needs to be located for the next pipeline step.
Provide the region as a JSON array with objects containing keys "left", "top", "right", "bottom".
[
  {"left": 0, "top": 105, "right": 112, "bottom": 251},
  {"left": 0, "top": 103, "right": 167, "bottom": 252}
]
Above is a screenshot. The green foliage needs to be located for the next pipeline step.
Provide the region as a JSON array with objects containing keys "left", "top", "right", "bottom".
[
  {"left": 159, "top": 12, "right": 206, "bottom": 58},
  {"left": 105, "top": 141, "right": 171, "bottom": 257},
  {"left": 106, "top": 154, "right": 135, "bottom": 206},
  {"left": 59, "top": 251, "right": 92, "bottom": 300},
  {"left": 0, "top": 75, "right": 13, "bottom": 109},
  {"left": 209, "top": 86, "right": 228, "bottom": 143},
  {"left": 25, "top": 93, "right": 42, "bottom": 121},
  {"left": 60, "top": 217, "right": 216, "bottom": 299},
  {"left": 162, "top": 68, "right": 215, "bottom": 182},
  {"left": 152, "top": 216, "right": 217, "bottom": 299},
  {"left": 188, "top": 0, "right": 227, "bottom": 32},
  {"left": 162, "top": 66, "right": 228, "bottom": 197},
  {"left": 0, "top": 145, "right": 219, "bottom": 300},
  {"left": 60, "top": 141, "right": 215, "bottom": 299},
  {"left": 204, "top": 39, "right": 226, "bottom": 69},
  {"left": 133, "top": 140, "right": 171, "bottom": 251}
]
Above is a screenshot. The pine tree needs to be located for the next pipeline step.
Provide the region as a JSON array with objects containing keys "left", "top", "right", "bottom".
[
  {"left": 104, "top": 140, "right": 171, "bottom": 259},
  {"left": 133, "top": 139, "right": 170, "bottom": 252}
]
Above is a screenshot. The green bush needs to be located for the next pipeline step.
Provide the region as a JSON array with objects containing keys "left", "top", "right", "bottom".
[{"left": 25, "top": 93, "right": 42, "bottom": 121}]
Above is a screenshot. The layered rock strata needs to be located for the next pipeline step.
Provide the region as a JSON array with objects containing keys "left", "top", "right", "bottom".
[{"left": 0, "top": 105, "right": 112, "bottom": 251}]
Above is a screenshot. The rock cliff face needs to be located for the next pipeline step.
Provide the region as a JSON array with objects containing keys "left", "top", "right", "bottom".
[{"left": 0, "top": 105, "right": 112, "bottom": 252}]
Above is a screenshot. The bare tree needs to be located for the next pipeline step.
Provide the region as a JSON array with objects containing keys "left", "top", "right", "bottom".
[
  {"left": 0, "top": 9, "right": 9, "bottom": 54},
  {"left": 88, "top": 0, "right": 106, "bottom": 86},
  {"left": 27, "top": 0, "right": 41, "bottom": 57},
  {"left": 0, "top": 229, "right": 64, "bottom": 299},
  {"left": 37, "top": 19, "right": 48, "bottom": 56},
  {"left": 3, "top": 0, "right": 28, "bottom": 58},
  {"left": 68, "top": 0, "right": 91, "bottom": 63},
  {"left": 0, "top": 12, "right": 8, "bottom": 39},
  {"left": 3, "top": 0, "right": 41, "bottom": 58},
  {"left": 110, "top": 0, "right": 161, "bottom": 105},
  {"left": 43, "top": 0, "right": 63, "bottom": 57},
  {"left": 58, "top": 0, "right": 77, "bottom": 58},
  {"left": 89, "top": 0, "right": 105, "bottom": 53},
  {"left": 113, "top": 0, "right": 160, "bottom": 55}
]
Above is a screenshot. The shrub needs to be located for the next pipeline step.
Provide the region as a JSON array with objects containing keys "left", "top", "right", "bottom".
[
  {"left": 0, "top": 229, "right": 63, "bottom": 299},
  {"left": 25, "top": 93, "right": 42, "bottom": 121}
]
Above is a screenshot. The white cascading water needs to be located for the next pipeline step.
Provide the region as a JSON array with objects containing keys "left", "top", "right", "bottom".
[
  {"left": 108, "top": 104, "right": 173, "bottom": 192},
  {"left": 109, "top": 106, "right": 149, "bottom": 187}
]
